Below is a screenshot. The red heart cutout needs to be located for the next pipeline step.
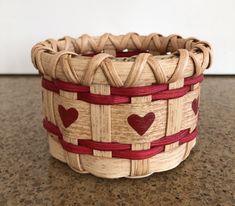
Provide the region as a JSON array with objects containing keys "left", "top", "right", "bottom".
[
  {"left": 58, "top": 105, "right": 79, "bottom": 128},
  {"left": 127, "top": 112, "right": 155, "bottom": 136},
  {"left": 192, "top": 98, "right": 199, "bottom": 115}
]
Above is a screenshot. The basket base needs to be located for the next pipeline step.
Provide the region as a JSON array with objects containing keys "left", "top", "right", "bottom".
[{"left": 47, "top": 134, "right": 196, "bottom": 179}]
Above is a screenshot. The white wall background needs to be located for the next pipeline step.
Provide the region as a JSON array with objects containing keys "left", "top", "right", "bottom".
[{"left": 0, "top": 0, "right": 234, "bottom": 74}]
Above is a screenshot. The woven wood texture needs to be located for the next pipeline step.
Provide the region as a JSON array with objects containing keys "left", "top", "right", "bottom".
[{"left": 33, "top": 33, "right": 212, "bottom": 178}]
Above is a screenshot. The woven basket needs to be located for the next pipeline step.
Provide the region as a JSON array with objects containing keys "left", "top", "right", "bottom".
[{"left": 31, "top": 33, "right": 212, "bottom": 178}]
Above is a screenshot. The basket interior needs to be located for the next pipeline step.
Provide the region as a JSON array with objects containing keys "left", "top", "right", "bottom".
[{"left": 55, "top": 34, "right": 201, "bottom": 58}]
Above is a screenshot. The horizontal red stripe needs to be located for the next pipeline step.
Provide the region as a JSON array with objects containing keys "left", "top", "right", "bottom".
[
  {"left": 60, "top": 139, "right": 93, "bottom": 155},
  {"left": 42, "top": 75, "right": 203, "bottom": 96},
  {"left": 77, "top": 85, "right": 190, "bottom": 104},
  {"left": 111, "top": 84, "right": 168, "bottom": 96},
  {"left": 43, "top": 119, "right": 92, "bottom": 154},
  {"left": 152, "top": 86, "right": 190, "bottom": 100},
  {"left": 113, "top": 146, "right": 165, "bottom": 160},
  {"left": 184, "top": 74, "right": 204, "bottom": 86},
  {"left": 41, "top": 75, "right": 203, "bottom": 105},
  {"left": 179, "top": 128, "right": 198, "bottom": 144},
  {"left": 79, "top": 139, "right": 131, "bottom": 151},
  {"left": 43, "top": 119, "right": 62, "bottom": 137},
  {"left": 42, "top": 79, "right": 59, "bottom": 93},
  {"left": 151, "top": 129, "right": 188, "bottom": 146},
  {"left": 42, "top": 78, "right": 168, "bottom": 96},
  {"left": 77, "top": 93, "right": 130, "bottom": 105},
  {"left": 43, "top": 119, "right": 197, "bottom": 160}
]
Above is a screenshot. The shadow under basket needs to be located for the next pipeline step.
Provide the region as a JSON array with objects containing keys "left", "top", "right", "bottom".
[{"left": 31, "top": 33, "right": 212, "bottom": 178}]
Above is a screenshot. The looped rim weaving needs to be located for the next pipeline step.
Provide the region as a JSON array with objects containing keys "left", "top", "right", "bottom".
[{"left": 31, "top": 33, "right": 212, "bottom": 87}]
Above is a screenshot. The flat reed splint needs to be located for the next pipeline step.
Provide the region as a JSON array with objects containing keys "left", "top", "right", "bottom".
[{"left": 31, "top": 33, "right": 212, "bottom": 178}]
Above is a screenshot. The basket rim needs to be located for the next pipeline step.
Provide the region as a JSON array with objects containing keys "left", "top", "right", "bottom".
[{"left": 31, "top": 33, "right": 212, "bottom": 87}]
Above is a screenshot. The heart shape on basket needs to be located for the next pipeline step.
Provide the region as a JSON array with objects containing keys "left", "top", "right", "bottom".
[
  {"left": 127, "top": 112, "right": 155, "bottom": 136},
  {"left": 192, "top": 98, "right": 199, "bottom": 115},
  {"left": 58, "top": 105, "right": 79, "bottom": 128}
]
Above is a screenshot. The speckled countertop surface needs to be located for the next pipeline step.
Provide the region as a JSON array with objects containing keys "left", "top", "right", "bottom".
[{"left": 0, "top": 76, "right": 234, "bottom": 206}]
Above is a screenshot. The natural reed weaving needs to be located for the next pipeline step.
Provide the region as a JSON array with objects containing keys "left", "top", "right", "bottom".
[{"left": 31, "top": 33, "right": 212, "bottom": 178}]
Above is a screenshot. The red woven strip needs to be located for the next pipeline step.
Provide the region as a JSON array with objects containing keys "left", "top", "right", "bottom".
[
  {"left": 77, "top": 86, "right": 190, "bottom": 104},
  {"left": 152, "top": 86, "right": 190, "bottom": 100},
  {"left": 77, "top": 93, "right": 130, "bottom": 105},
  {"left": 184, "top": 74, "right": 204, "bottom": 86},
  {"left": 78, "top": 129, "right": 197, "bottom": 151},
  {"left": 43, "top": 119, "right": 92, "bottom": 154},
  {"left": 43, "top": 78, "right": 168, "bottom": 97},
  {"left": 151, "top": 129, "right": 189, "bottom": 146},
  {"left": 112, "top": 146, "right": 165, "bottom": 160},
  {"left": 179, "top": 128, "right": 198, "bottom": 144},
  {"left": 111, "top": 84, "right": 168, "bottom": 96},
  {"left": 42, "top": 78, "right": 59, "bottom": 93},
  {"left": 43, "top": 119, "right": 198, "bottom": 160},
  {"left": 60, "top": 138, "right": 92, "bottom": 154},
  {"left": 42, "top": 75, "right": 203, "bottom": 97},
  {"left": 78, "top": 139, "right": 131, "bottom": 151},
  {"left": 43, "top": 118, "right": 62, "bottom": 137}
]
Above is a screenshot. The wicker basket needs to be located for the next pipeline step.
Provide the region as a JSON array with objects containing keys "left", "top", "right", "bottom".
[{"left": 31, "top": 33, "right": 212, "bottom": 178}]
